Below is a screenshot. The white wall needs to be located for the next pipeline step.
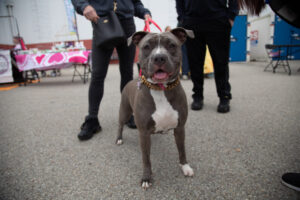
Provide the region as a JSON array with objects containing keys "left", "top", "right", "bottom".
[
  {"left": 0, "top": 0, "right": 179, "bottom": 46},
  {"left": 248, "top": 6, "right": 275, "bottom": 61},
  {"left": 75, "top": 14, "right": 92, "bottom": 40},
  {"left": 0, "top": 0, "right": 16, "bottom": 45},
  {"left": 0, "top": 0, "right": 79, "bottom": 45},
  {"left": 249, "top": 15, "right": 272, "bottom": 61}
]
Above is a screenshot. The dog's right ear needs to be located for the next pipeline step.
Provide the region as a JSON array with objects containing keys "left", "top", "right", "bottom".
[
  {"left": 128, "top": 31, "right": 149, "bottom": 46},
  {"left": 170, "top": 28, "right": 195, "bottom": 44}
]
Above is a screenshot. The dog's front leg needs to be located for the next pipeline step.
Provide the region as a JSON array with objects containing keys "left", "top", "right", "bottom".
[
  {"left": 139, "top": 131, "right": 152, "bottom": 189},
  {"left": 174, "top": 126, "right": 194, "bottom": 177}
]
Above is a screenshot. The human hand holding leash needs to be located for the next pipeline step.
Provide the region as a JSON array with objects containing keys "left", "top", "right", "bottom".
[
  {"left": 83, "top": 5, "right": 99, "bottom": 23},
  {"left": 144, "top": 14, "right": 151, "bottom": 21}
]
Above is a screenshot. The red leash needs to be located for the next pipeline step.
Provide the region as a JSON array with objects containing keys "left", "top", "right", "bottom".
[{"left": 143, "top": 18, "right": 162, "bottom": 32}]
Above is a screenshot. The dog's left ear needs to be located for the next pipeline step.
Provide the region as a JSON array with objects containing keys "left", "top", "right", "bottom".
[
  {"left": 128, "top": 31, "right": 149, "bottom": 46},
  {"left": 170, "top": 28, "right": 195, "bottom": 44}
]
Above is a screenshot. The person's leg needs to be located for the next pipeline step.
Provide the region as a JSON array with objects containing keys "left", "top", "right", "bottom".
[
  {"left": 88, "top": 44, "right": 114, "bottom": 118},
  {"left": 184, "top": 26, "right": 206, "bottom": 110},
  {"left": 181, "top": 44, "right": 190, "bottom": 79},
  {"left": 205, "top": 21, "right": 232, "bottom": 113},
  {"left": 117, "top": 18, "right": 136, "bottom": 92},
  {"left": 116, "top": 40, "right": 135, "bottom": 92},
  {"left": 206, "top": 24, "right": 232, "bottom": 101},
  {"left": 116, "top": 18, "right": 137, "bottom": 128},
  {"left": 78, "top": 37, "right": 114, "bottom": 140},
  {"left": 186, "top": 30, "right": 206, "bottom": 100}
]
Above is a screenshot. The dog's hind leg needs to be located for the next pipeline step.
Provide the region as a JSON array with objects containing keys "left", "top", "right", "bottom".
[
  {"left": 116, "top": 124, "right": 125, "bottom": 145},
  {"left": 116, "top": 95, "right": 132, "bottom": 145}
]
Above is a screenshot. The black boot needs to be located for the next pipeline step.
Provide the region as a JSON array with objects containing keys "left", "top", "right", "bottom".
[
  {"left": 126, "top": 115, "right": 137, "bottom": 129},
  {"left": 281, "top": 173, "right": 300, "bottom": 192},
  {"left": 217, "top": 98, "right": 230, "bottom": 113},
  {"left": 78, "top": 116, "right": 102, "bottom": 141},
  {"left": 191, "top": 98, "right": 203, "bottom": 110}
]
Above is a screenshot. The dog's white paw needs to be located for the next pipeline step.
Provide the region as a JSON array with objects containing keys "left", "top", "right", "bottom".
[
  {"left": 141, "top": 181, "right": 152, "bottom": 190},
  {"left": 116, "top": 139, "right": 123, "bottom": 145},
  {"left": 180, "top": 164, "right": 194, "bottom": 177}
]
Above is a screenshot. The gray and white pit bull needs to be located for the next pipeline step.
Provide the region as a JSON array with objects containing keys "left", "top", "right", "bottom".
[{"left": 116, "top": 28, "right": 195, "bottom": 189}]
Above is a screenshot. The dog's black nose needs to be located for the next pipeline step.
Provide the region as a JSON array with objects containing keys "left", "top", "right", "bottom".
[{"left": 153, "top": 54, "right": 167, "bottom": 66}]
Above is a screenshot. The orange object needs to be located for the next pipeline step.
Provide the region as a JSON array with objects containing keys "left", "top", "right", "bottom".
[
  {"left": 204, "top": 46, "right": 214, "bottom": 74},
  {"left": 0, "top": 84, "right": 19, "bottom": 91}
]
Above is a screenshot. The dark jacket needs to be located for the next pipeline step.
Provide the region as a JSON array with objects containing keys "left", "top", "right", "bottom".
[
  {"left": 71, "top": 0, "right": 150, "bottom": 20},
  {"left": 176, "top": 0, "right": 239, "bottom": 24}
]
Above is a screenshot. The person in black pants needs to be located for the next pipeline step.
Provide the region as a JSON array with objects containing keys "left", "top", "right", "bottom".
[
  {"left": 176, "top": 0, "right": 239, "bottom": 113},
  {"left": 72, "top": 0, "right": 151, "bottom": 140}
]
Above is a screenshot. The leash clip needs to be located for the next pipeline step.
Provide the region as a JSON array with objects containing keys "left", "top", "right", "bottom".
[{"left": 157, "top": 83, "right": 166, "bottom": 90}]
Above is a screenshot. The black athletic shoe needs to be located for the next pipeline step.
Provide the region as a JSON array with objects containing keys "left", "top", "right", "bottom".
[
  {"left": 78, "top": 117, "right": 102, "bottom": 141},
  {"left": 191, "top": 98, "right": 203, "bottom": 110},
  {"left": 217, "top": 99, "right": 230, "bottom": 113},
  {"left": 126, "top": 115, "right": 137, "bottom": 129},
  {"left": 281, "top": 173, "right": 300, "bottom": 192}
]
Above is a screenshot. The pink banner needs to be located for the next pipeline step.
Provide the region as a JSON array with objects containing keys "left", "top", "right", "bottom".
[{"left": 15, "top": 50, "right": 90, "bottom": 71}]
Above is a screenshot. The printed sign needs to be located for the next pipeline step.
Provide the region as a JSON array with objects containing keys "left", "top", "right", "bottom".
[
  {"left": 0, "top": 50, "right": 13, "bottom": 83},
  {"left": 250, "top": 30, "right": 259, "bottom": 46}
]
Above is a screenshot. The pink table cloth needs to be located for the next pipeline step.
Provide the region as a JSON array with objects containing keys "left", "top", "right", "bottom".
[{"left": 15, "top": 50, "right": 90, "bottom": 71}]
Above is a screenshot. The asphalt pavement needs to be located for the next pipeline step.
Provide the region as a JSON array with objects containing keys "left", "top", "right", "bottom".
[{"left": 0, "top": 61, "right": 300, "bottom": 200}]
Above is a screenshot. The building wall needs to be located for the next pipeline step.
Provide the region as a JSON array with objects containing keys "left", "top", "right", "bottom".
[
  {"left": 0, "top": 0, "right": 178, "bottom": 49},
  {"left": 249, "top": 14, "right": 273, "bottom": 61},
  {"left": 248, "top": 6, "right": 274, "bottom": 61},
  {"left": 0, "top": 0, "right": 77, "bottom": 45}
]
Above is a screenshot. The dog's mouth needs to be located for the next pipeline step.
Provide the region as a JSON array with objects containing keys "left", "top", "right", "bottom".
[{"left": 152, "top": 69, "right": 170, "bottom": 82}]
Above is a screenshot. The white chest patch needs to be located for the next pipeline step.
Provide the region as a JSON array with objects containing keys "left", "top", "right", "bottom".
[{"left": 150, "top": 90, "right": 179, "bottom": 133}]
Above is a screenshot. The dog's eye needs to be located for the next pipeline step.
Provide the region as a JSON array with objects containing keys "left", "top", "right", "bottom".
[
  {"left": 143, "top": 44, "right": 150, "bottom": 50},
  {"left": 169, "top": 43, "right": 176, "bottom": 49}
]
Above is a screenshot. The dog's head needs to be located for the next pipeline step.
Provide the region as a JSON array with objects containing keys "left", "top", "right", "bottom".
[{"left": 128, "top": 28, "right": 194, "bottom": 84}]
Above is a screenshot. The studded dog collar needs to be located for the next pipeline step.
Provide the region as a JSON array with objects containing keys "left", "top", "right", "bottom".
[{"left": 140, "top": 75, "right": 180, "bottom": 91}]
